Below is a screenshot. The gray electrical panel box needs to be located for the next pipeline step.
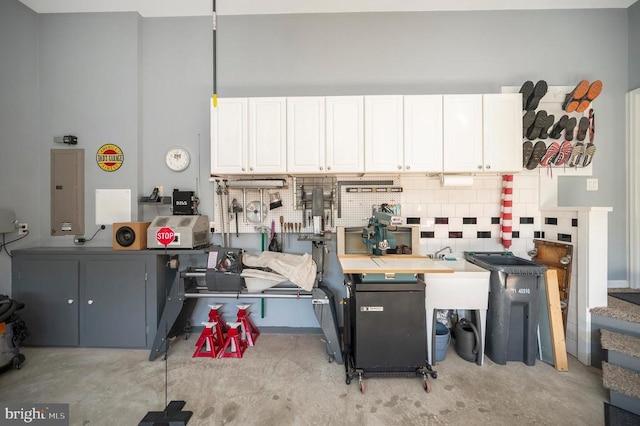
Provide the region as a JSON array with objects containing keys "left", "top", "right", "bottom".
[
  {"left": 0, "top": 209, "right": 16, "bottom": 233},
  {"left": 51, "top": 149, "right": 84, "bottom": 236}
]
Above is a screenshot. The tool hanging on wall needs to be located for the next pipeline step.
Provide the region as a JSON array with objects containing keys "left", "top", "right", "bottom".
[
  {"left": 223, "top": 180, "right": 230, "bottom": 245},
  {"left": 215, "top": 180, "right": 226, "bottom": 246},
  {"left": 231, "top": 199, "right": 242, "bottom": 237}
]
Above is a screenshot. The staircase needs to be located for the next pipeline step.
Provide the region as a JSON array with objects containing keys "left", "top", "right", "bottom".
[{"left": 591, "top": 293, "right": 640, "bottom": 424}]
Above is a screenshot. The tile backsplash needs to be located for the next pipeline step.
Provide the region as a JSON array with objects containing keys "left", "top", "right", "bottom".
[{"left": 399, "top": 174, "right": 541, "bottom": 258}]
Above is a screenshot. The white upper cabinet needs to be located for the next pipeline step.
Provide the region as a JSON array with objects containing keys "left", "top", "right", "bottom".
[
  {"left": 443, "top": 94, "right": 522, "bottom": 173},
  {"left": 326, "top": 96, "right": 364, "bottom": 173},
  {"left": 364, "top": 95, "right": 404, "bottom": 173},
  {"left": 211, "top": 98, "right": 248, "bottom": 175},
  {"left": 443, "top": 95, "right": 484, "bottom": 173},
  {"left": 404, "top": 95, "right": 443, "bottom": 173},
  {"left": 287, "top": 97, "right": 325, "bottom": 173},
  {"left": 210, "top": 97, "right": 286, "bottom": 175},
  {"left": 249, "top": 97, "right": 287, "bottom": 174},
  {"left": 212, "top": 93, "right": 522, "bottom": 176},
  {"left": 482, "top": 94, "right": 522, "bottom": 172}
]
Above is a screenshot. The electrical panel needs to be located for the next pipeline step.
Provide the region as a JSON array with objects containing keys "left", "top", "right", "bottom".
[{"left": 51, "top": 149, "right": 84, "bottom": 236}]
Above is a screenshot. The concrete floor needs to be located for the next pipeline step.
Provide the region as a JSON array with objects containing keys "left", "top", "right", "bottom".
[{"left": 0, "top": 334, "right": 606, "bottom": 426}]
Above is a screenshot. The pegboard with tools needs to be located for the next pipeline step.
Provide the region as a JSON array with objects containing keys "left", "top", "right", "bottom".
[
  {"left": 292, "top": 177, "right": 336, "bottom": 228},
  {"left": 334, "top": 176, "right": 403, "bottom": 228},
  {"left": 211, "top": 176, "right": 403, "bottom": 239}
]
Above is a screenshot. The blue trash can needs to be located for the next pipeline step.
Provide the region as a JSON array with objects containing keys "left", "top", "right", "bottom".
[{"left": 435, "top": 322, "right": 451, "bottom": 362}]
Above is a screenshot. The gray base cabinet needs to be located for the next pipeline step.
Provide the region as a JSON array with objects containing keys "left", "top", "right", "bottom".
[{"left": 12, "top": 248, "right": 169, "bottom": 349}]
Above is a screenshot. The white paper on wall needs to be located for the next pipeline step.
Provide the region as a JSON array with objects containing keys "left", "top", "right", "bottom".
[{"left": 95, "top": 189, "right": 131, "bottom": 225}]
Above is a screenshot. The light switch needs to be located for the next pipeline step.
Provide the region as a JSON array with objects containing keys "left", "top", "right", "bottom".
[{"left": 586, "top": 178, "right": 598, "bottom": 191}]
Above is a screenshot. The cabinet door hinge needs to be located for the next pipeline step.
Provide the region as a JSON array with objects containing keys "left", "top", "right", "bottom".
[
  {"left": 146, "top": 326, "right": 149, "bottom": 334},
  {"left": 145, "top": 272, "right": 148, "bottom": 282}
]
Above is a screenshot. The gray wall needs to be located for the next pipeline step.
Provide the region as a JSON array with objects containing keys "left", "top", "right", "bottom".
[
  {"left": 0, "top": 4, "right": 632, "bottom": 299},
  {"left": 0, "top": 0, "right": 40, "bottom": 294},
  {"left": 217, "top": 10, "right": 628, "bottom": 279},
  {"left": 630, "top": 2, "right": 640, "bottom": 89}
]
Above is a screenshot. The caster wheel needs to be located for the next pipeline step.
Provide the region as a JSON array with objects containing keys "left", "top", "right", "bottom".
[
  {"left": 424, "top": 380, "right": 431, "bottom": 393},
  {"left": 431, "top": 372, "right": 438, "bottom": 379},
  {"left": 346, "top": 377, "right": 351, "bottom": 385},
  {"left": 328, "top": 356, "right": 334, "bottom": 364}
]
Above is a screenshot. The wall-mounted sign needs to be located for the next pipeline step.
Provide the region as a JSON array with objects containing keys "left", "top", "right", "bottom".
[{"left": 96, "top": 144, "right": 124, "bottom": 172}]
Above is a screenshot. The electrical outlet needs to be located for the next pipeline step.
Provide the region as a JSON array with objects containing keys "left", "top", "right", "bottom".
[
  {"left": 18, "top": 223, "right": 28, "bottom": 235},
  {"left": 586, "top": 178, "right": 598, "bottom": 191},
  {"left": 209, "top": 221, "right": 215, "bottom": 234}
]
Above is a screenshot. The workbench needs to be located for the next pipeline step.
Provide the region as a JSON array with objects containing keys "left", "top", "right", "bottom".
[{"left": 337, "top": 255, "right": 490, "bottom": 367}]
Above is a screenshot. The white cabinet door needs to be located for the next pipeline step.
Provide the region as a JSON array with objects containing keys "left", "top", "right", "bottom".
[
  {"left": 443, "top": 95, "right": 483, "bottom": 173},
  {"left": 249, "top": 97, "right": 286, "bottom": 174},
  {"left": 326, "top": 96, "right": 364, "bottom": 173},
  {"left": 365, "top": 95, "right": 404, "bottom": 173},
  {"left": 211, "top": 98, "right": 248, "bottom": 175},
  {"left": 404, "top": 95, "right": 443, "bottom": 173},
  {"left": 483, "top": 94, "right": 522, "bottom": 173},
  {"left": 287, "top": 97, "right": 325, "bottom": 173}
]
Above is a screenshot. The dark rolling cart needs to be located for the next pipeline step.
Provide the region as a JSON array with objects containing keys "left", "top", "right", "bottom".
[{"left": 343, "top": 273, "right": 436, "bottom": 393}]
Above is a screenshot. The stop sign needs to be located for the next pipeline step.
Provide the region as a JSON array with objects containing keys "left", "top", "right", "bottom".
[{"left": 156, "top": 227, "right": 175, "bottom": 246}]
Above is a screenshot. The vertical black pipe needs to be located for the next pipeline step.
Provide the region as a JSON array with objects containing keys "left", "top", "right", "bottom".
[{"left": 212, "top": 0, "right": 217, "bottom": 107}]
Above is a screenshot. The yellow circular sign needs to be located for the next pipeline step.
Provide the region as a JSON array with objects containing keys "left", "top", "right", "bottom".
[{"left": 96, "top": 144, "right": 124, "bottom": 172}]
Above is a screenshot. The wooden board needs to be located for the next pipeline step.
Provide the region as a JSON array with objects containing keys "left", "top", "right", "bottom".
[
  {"left": 546, "top": 269, "right": 569, "bottom": 371},
  {"left": 533, "top": 239, "right": 573, "bottom": 330}
]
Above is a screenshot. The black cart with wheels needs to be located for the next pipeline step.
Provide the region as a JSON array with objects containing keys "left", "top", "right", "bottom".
[
  {"left": 343, "top": 273, "right": 436, "bottom": 393},
  {"left": 0, "top": 295, "right": 27, "bottom": 373}
]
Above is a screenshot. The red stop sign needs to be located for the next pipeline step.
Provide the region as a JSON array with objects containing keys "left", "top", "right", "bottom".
[{"left": 156, "top": 227, "right": 175, "bottom": 246}]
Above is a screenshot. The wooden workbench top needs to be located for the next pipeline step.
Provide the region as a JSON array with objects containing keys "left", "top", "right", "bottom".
[{"left": 337, "top": 255, "right": 455, "bottom": 274}]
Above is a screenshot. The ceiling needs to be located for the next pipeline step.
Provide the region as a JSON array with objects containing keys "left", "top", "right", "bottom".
[{"left": 18, "top": 0, "right": 640, "bottom": 17}]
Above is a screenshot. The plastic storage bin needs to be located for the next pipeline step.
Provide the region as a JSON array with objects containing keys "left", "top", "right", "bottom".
[{"left": 464, "top": 252, "right": 547, "bottom": 365}]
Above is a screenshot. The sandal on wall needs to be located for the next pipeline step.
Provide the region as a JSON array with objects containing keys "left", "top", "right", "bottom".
[
  {"left": 562, "top": 80, "right": 590, "bottom": 113},
  {"left": 588, "top": 109, "right": 595, "bottom": 143},
  {"left": 564, "top": 117, "right": 577, "bottom": 141},
  {"left": 576, "top": 80, "right": 603, "bottom": 113},
  {"left": 526, "top": 110, "right": 548, "bottom": 140},
  {"left": 540, "top": 141, "right": 560, "bottom": 167},
  {"left": 575, "top": 116, "right": 589, "bottom": 141},
  {"left": 539, "top": 114, "right": 555, "bottom": 139},
  {"left": 523, "top": 141, "right": 534, "bottom": 168},
  {"left": 553, "top": 141, "right": 574, "bottom": 166},
  {"left": 526, "top": 80, "right": 548, "bottom": 111},
  {"left": 582, "top": 143, "right": 597, "bottom": 167},
  {"left": 549, "top": 115, "right": 568, "bottom": 139},
  {"left": 527, "top": 140, "right": 547, "bottom": 170},
  {"left": 519, "top": 81, "right": 534, "bottom": 110},
  {"left": 523, "top": 110, "right": 536, "bottom": 136},
  {"left": 567, "top": 142, "right": 585, "bottom": 167}
]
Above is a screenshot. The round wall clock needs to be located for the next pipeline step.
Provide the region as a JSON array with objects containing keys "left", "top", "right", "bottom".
[{"left": 165, "top": 146, "right": 190, "bottom": 172}]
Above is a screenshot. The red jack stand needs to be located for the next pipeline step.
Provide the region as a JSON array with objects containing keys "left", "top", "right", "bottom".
[
  {"left": 193, "top": 322, "right": 220, "bottom": 358},
  {"left": 206, "top": 304, "right": 227, "bottom": 348},
  {"left": 236, "top": 304, "right": 260, "bottom": 347},
  {"left": 218, "top": 322, "right": 246, "bottom": 358}
]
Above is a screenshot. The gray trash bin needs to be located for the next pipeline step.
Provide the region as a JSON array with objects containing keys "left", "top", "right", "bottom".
[{"left": 464, "top": 251, "right": 547, "bottom": 366}]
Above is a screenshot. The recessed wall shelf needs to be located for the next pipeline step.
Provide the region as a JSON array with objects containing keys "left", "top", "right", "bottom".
[{"left": 139, "top": 196, "right": 171, "bottom": 204}]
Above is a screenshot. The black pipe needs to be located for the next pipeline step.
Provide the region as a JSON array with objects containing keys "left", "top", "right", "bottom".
[{"left": 212, "top": 0, "right": 217, "bottom": 107}]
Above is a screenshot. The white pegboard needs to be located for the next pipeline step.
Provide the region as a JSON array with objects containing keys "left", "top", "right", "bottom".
[
  {"left": 211, "top": 176, "right": 404, "bottom": 234},
  {"left": 502, "top": 85, "right": 594, "bottom": 177},
  {"left": 334, "top": 175, "right": 403, "bottom": 228}
]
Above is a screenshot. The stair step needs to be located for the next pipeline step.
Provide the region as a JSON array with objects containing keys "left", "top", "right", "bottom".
[
  {"left": 601, "top": 329, "right": 640, "bottom": 373},
  {"left": 603, "top": 362, "right": 640, "bottom": 400}
]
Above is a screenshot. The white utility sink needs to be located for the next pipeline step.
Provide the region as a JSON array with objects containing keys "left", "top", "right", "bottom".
[{"left": 424, "top": 260, "right": 490, "bottom": 366}]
